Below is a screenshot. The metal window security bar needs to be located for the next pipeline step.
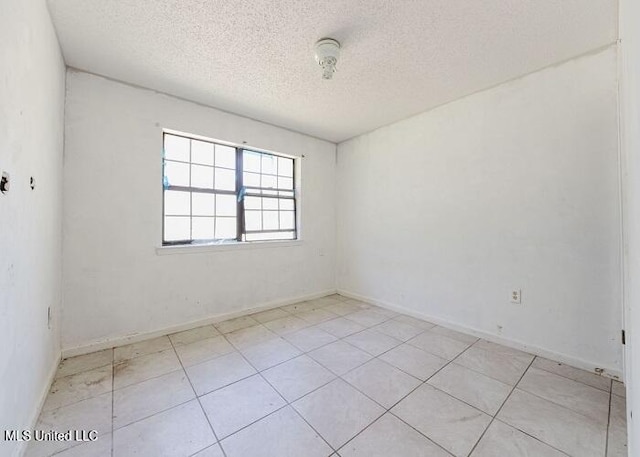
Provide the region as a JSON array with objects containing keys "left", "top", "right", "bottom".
[{"left": 162, "top": 132, "right": 297, "bottom": 245}]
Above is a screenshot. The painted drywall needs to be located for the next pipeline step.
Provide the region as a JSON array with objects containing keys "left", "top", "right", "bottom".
[
  {"left": 0, "top": 1, "right": 65, "bottom": 456},
  {"left": 619, "top": 0, "right": 640, "bottom": 452},
  {"left": 337, "top": 46, "right": 622, "bottom": 375},
  {"left": 62, "top": 71, "right": 336, "bottom": 352}
]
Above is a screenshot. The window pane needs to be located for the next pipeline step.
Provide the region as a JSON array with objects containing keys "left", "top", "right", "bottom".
[
  {"left": 192, "top": 193, "right": 215, "bottom": 216},
  {"left": 215, "top": 168, "right": 235, "bottom": 191},
  {"left": 278, "top": 177, "right": 293, "bottom": 190},
  {"left": 261, "top": 174, "right": 276, "bottom": 189},
  {"left": 243, "top": 151, "right": 261, "bottom": 172},
  {"left": 215, "top": 145, "right": 236, "bottom": 169},
  {"left": 278, "top": 157, "right": 293, "bottom": 177},
  {"left": 192, "top": 217, "right": 215, "bottom": 240},
  {"left": 263, "top": 198, "right": 278, "bottom": 210},
  {"left": 164, "top": 190, "right": 190, "bottom": 216},
  {"left": 216, "top": 217, "right": 236, "bottom": 239},
  {"left": 246, "top": 231, "right": 295, "bottom": 241},
  {"left": 245, "top": 196, "right": 261, "bottom": 210},
  {"left": 280, "top": 211, "right": 295, "bottom": 230},
  {"left": 243, "top": 172, "right": 260, "bottom": 188},
  {"left": 279, "top": 190, "right": 294, "bottom": 198},
  {"left": 245, "top": 210, "right": 262, "bottom": 231},
  {"left": 262, "top": 154, "right": 276, "bottom": 175},
  {"left": 280, "top": 199, "right": 294, "bottom": 210},
  {"left": 263, "top": 211, "right": 278, "bottom": 230},
  {"left": 191, "top": 164, "right": 214, "bottom": 189},
  {"left": 164, "top": 216, "right": 190, "bottom": 242},
  {"left": 164, "top": 135, "right": 190, "bottom": 162},
  {"left": 191, "top": 140, "right": 214, "bottom": 165},
  {"left": 216, "top": 194, "right": 236, "bottom": 217},
  {"left": 165, "top": 161, "right": 190, "bottom": 187}
]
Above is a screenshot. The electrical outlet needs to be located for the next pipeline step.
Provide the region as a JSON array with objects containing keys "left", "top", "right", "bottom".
[
  {"left": 510, "top": 289, "right": 522, "bottom": 304},
  {"left": 47, "top": 306, "right": 52, "bottom": 329}
]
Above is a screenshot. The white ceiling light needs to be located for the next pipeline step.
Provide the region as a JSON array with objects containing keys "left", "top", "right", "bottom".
[{"left": 314, "top": 38, "right": 340, "bottom": 80}]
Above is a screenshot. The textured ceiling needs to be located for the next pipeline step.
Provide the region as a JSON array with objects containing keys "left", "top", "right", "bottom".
[{"left": 48, "top": 0, "right": 617, "bottom": 142}]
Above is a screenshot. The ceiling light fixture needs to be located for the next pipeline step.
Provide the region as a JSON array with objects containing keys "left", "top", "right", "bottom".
[{"left": 314, "top": 38, "right": 340, "bottom": 80}]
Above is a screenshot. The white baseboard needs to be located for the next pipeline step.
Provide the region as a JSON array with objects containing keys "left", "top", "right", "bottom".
[
  {"left": 18, "top": 351, "right": 61, "bottom": 457},
  {"left": 338, "top": 289, "right": 622, "bottom": 380},
  {"left": 61, "top": 289, "right": 337, "bottom": 358}
]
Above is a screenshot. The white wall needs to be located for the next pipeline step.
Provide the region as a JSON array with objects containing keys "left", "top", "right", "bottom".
[
  {"left": 62, "top": 71, "right": 336, "bottom": 352},
  {"left": 337, "top": 46, "right": 623, "bottom": 376},
  {"left": 619, "top": 0, "right": 640, "bottom": 451},
  {"left": 0, "top": 1, "right": 65, "bottom": 456}
]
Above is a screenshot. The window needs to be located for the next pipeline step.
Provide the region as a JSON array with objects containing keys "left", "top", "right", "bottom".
[{"left": 162, "top": 132, "right": 297, "bottom": 245}]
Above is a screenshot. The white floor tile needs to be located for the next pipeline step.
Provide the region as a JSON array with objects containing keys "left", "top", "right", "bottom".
[
  {"left": 264, "top": 315, "right": 311, "bottom": 335},
  {"left": 113, "top": 400, "right": 215, "bottom": 457},
  {"left": 608, "top": 394, "right": 628, "bottom": 457},
  {"left": 251, "top": 308, "right": 290, "bottom": 324},
  {"left": 392, "top": 315, "right": 436, "bottom": 330},
  {"left": 338, "top": 413, "right": 451, "bottom": 457},
  {"left": 323, "top": 302, "right": 362, "bottom": 317},
  {"left": 344, "top": 310, "right": 390, "bottom": 327},
  {"left": 56, "top": 350, "right": 113, "bottom": 379},
  {"left": 430, "top": 326, "right": 479, "bottom": 345},
  {"left": 192, "top": 444, "right": 226, "bottom": 457},
  {"left": 612, "top": 380, "right": 626, "bottom": 398},
  {"left": 295, "top": 308, "right": 339, "bottom": 325},
  {"left": 221, "top": 406, "right": 332, "bottom": 457},
  {"left": 113, "top": 370, "right": 194, "bottom": 429},
  {"left": 308, "top": 340, "right": 373, "bottom": 375},
  {"left": 225, "top": 325, "right": 278, "bottom": 350},
  {"left": 114, "top": 336, "right": 173, "bottom": 362},
  {"left": 532, "top": 357, "right": 611, "bottom": 392},
  {"left": 169, "top": 325, "right": 220, "bottom": 346},
  {"left": 518, "top": 367, "right": 610, "bottom": 424},
  {"left": 27, "top": 393, "right": 112, "bottom": 457},
  {"left": 174, "top": 335, "right": 234, "bottom": 367},
  {"left": 241, "top": 337, "right": 302, "bottom": 371},
  {"left": 392, "top": 383, "right": 491, "bottom": 457},
  {"left": 51, "top": 434, "right": 112, "bottom": 457},
  {"left": 345, "top": 330, "right": 402, "bottom": 356},
  {"left": 317, "top": 317, "right": 366, "bottom": 338},
  {"left": 214, "top": 316, "right": 259, "bottom": 334},
  {"left": 343, "top": 359, "right": 421, "bottom": 408},
  {"left": 455, "top": 346, "right": 531, "bottom": 385},
  {"left": 427, "top": 363, "right": 511, "bottom": 415},
  {"left": 470, "top": 420, "right": 566, "bottom": 457},
  {"left": 284, "top": 326, "right": 338, "bottom": 352},
  {"left": 200, "top": 374, "right": 286, "bottom": 438},
  {"left": 186, "top": 351, "right": 256, "bottom": 396},
  {"left": 379, "top": 344, "right": 448, "bottom": 381},
  {"left": 43, "top": 365, "right": 112, "bottom": 411},
  {"left": 262, "top": 355, "right": 336, "bottom": 402},
  {"left": 407, "top": 331, "right": 471, "bottom": 360},
  {"left": 371, "top": 319, "right": 425, "bottom": 342},
  {"left": 497, "top": 389, "right": 607, "bottom": 457},
  {"left": 293, "top": 379, "right": 384, "bottom": 449},
  {"left": 113, "top": 348, "right": 182, "bottom": 390}
]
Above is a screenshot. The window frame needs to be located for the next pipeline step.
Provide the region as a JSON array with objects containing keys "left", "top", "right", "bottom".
[{"left": 162, "top": 131, "right": 298, "bottom": 246}]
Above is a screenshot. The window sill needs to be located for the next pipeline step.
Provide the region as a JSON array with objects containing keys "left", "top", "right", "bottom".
[{"left": 155, "top": 239, "right": 303, "bottom": 255}]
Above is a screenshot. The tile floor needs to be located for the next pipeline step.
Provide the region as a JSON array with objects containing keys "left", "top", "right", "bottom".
[{"left": 27, "top": 294, "right": 627, "bottom": 457}]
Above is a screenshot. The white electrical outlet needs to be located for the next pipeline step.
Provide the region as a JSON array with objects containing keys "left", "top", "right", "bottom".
[{"left": 510, "top": 289, "right": 522, "bottom": 304}]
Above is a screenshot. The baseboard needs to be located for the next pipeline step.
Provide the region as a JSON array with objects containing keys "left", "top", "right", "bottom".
[
  {"left": 17, "top": 350, "right": 61, "bottom": 457},
  {"left": 61, "top": 289, "right": 337, "bottom": 358},
  {"left": 338, "top": 288, "right": 623, "bottom": 380}
]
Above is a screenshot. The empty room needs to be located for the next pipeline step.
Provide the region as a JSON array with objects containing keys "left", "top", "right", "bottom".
[{"left": 2, "top": 0, "right": 640, "bottom": 456}]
